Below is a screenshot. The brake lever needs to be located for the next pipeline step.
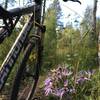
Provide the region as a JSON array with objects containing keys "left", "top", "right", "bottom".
[{"left": 63, "top": 0, "right": 81, "bottom": 4}]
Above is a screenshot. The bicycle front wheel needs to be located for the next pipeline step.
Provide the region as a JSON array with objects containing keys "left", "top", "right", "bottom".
[{"left": 11, "top": 39, "right": 42, "bottom": 100}]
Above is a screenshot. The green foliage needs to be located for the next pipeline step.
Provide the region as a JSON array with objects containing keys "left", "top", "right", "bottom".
[
  {"left": 56, "top": 27, "right": 80, "bottom": 66},
  {"left": 79, "top": 5, "right": 98, "bottom": 69},
  {"left": 42, "top": 5, "right": 57, "bottom": 71},
  {"left": 42, "top": 3, "right": 98, "bottom": 72},
  {"left": 80, "top": 6, "right": 93, "bottom": 33}
]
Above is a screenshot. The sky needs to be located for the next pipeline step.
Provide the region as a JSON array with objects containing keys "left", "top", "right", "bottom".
[
  {"left": 59, "top": 0, "right": 100, "bottom": 17},
  {"left": 0, "top": 0, "right": 100, "bottom": 27},
  {"left": 0, "top": 0, "right": 99, "bottom": 17},
  {"left": 46, "top": 0, "right": 100, "bottom": 17},
  {"left": 46, "top": 0, "right": 100, "bottom": 27}
]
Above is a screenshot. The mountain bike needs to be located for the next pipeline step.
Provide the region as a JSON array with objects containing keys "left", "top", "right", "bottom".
[
  {"left": 0, "top": 0, "right": 46, "bottom": 99},
  {"left": 0, "top": 0, "right": 81, "bottom": 99}
]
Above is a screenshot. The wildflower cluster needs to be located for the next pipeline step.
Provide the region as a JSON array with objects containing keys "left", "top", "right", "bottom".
[
  {"left": 44, "top": 65, "right": 94, "bottom": 99},
  {"left": 76, "top": 70, "right": 94, "bottom": 85}
]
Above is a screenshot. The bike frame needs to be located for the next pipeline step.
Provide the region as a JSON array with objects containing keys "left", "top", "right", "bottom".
[{"left": 0, "top": 4, "right": 41, "bottom": 91}]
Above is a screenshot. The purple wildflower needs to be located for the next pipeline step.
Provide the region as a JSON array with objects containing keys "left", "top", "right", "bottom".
[
  {"left": 44, "top": 87, "right": 53, "bottom": 96},
  {"left": 44, "top": 81, "right": 53, "bottom": 96},
  {"left": 57, "top": 72, "right": 62, "bottom": 79},
  {"left": 44, "top": 77, "right": 52, "bottom": 86},
  {"left": 44, "top": 66, "right": 93, "bottom": 99},
  {"left": 85, "top": 70, "right": 95, "bottom": 78},
  {"left": 76, "top": 77, "right": 91, "bottom": 84},
  {"left": 54, "top": 88, "right": 65, "bottom": 100},
  {"left": 62, "top": 68, "right": 72, "bottom": 76},
  {"left": 64, "top": 80, "right": 68, "bottom": 87},
  {"left": 57, "top": 67, "right": 62, "bottom": 73}
]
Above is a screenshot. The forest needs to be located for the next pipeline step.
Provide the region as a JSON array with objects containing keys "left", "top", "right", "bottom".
[{"left": 0, "top": 0, "right": 100, "bottom": 100}]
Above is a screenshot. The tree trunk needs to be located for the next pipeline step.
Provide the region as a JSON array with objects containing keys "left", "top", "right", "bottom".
[
  {"left": 92, "top": 0, "right": 99, "bottom": 67},
  {"left": 98, "top": 32, "right": 100, "bottom": 69},
  {"left": 92, "top": 0, "right": 97, "bottom": 33},
  {"left": 90, "top": 0, "right": 98, "bottom": 41},
  {"left": 4, "top": 0, "right": 8, "bottom": 9}
]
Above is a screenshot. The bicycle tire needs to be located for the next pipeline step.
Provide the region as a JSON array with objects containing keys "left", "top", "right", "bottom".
[{"left": 10, "top": 38, "right": 41, "bottom": 100}]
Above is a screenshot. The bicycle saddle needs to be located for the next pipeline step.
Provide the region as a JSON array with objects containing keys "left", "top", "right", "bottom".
[{"left": 63, "top": 0, "right": 81, "bottom": 4}]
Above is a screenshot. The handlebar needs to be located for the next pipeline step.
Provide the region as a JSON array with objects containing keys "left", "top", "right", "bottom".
[
  {"left": 0, "top": 3, "right": 41, "bottom": 44},
  {"left": 0, "top": 4, "right": 40, "bottom": 19}
]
